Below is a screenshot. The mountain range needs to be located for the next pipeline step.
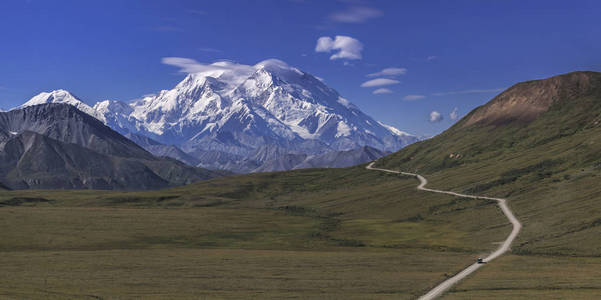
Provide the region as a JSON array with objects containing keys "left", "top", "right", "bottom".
[
  {"left": 0, "top": 104, "right": 223, "bottom": 190},
  {"left": 16, "top": 59, "right": 418, "bottom": 172}
]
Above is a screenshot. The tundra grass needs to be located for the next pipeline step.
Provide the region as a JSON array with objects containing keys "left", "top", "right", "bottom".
[
  {"left": 0, "top": 167, "right": 511, "bottom": 299},
  {"left": 0, "top": 248, "right": 474, "bottom": 300},
  {"left": 444, "top": 254, "right": 601, "bottom": 299}
]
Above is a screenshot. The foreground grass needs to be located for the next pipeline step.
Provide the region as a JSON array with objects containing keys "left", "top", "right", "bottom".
[
  {"left": 0, "top": 248, "right": 478, "bottom": 300},
  {"left": 0, "top": 167, "right": 511, "bottom": 299},
  {"left": 445, "top": 254, "right": 601, "bottom": 299}
]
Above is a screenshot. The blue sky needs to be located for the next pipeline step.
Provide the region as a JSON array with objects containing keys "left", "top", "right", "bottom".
[{"left": 1, "top": 0, "right": 600, "bottom": 136}]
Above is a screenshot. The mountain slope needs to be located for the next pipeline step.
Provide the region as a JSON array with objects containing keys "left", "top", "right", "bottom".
[
  {"left": 463, "top": 71, "right": 599, "bottom": 127},
  {"left": 0, "top": 104, "right": 222, "bottom": 190},
  {"left": 376, "top": 71, "right": 601, "bottom": 257}
]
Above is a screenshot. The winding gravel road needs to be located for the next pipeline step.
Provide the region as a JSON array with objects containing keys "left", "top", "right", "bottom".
[{"left": 366, "top": 162, "right": 522, "bottom": 300}]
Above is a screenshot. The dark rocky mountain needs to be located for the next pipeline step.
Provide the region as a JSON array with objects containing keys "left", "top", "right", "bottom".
[
  {"left": 0, "top": 103, "right": 151, "bottom": 159},
  {"left": 0, "top": 104, "right": 222, "bottom": 190}
]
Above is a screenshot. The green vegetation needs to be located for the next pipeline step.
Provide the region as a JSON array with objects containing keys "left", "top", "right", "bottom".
[
  {"left": 0, "top": 167, "right": 510, "bottom": 299},
  {"left": 445, "top": 255, "right": 601, "bottom": 299}
]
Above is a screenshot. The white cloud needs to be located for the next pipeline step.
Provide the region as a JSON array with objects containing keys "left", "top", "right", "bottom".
[
  {"left": 162, "top": 57, "right": 254, "bottom": 74},
  {"left": 403, "top": 95, "right": 425, "bottom": 101},
  {"left": 367, "top": 67, "right": 407, "bottom": 77},
  {"left": 161, "top": 57, "right": 300, "bottom": 85},
  {"left": 360, "top": 78, "right": 400, "bottom": 88},
  {"left": 427, "top": 56, "right": 438, "bottom": 61},
  {"left": 433, "top": 88, "right": 503, "bottom": 96},
  {"left": 373, "top": 88, "right": 393, "bottom": 94},
  {"left": 315, "top": 36, "right": 363, "bottom": 60},
  {"left": 429, "top": 111, "right": 443, "bottom": 123},
  {"left": 329, "top": 6, "right": 383, "bottom": 23},
  {"left": 450, "top": 107, "right": 459, "bottom": 120}
]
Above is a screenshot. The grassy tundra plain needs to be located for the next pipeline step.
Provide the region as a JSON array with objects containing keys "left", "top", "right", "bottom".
[{"left": 0, "top": 167, "right": 510, "bottom": 299}]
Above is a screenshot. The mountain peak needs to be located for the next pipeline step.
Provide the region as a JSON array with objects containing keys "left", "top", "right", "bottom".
[
  {"left": 22, "top": 89, "right": 80, "bottom": 106},
  {"left": 20, "top": 89, "right": 102, "bottom": 120},
  {"left": 463, "top": 71, "right": 601, "bottom": 127}
]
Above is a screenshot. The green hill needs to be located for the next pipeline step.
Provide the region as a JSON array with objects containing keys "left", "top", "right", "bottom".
[
  {"left": 375, "top": 71, "right": 601, "bottom": 297},
  {"left": 377, "top": 71, "right": 601, "bottom": 256}
]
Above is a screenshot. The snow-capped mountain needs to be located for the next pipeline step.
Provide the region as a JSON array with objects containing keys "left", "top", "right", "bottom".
[
  {"left": 19, "top": 90, "right": 103, "bottom": 120},
  {"left": 16, "top": 59, "right": 418, "bottom": 171}
]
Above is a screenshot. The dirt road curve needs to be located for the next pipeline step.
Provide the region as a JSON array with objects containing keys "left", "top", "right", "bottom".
[{"left": 366, "top": 162, "right": 522, "bottom": 300}]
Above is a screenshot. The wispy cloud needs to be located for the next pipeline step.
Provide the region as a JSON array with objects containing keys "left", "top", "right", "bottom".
[
  {"left": 315, "top": 35, "right": 363, "bottom": 60},
  {"left": 187, "top": 9, "right": 207, "bottom": 15},
  {"left": 360, "top": 78, "right": 400, "bottom": 88},
  {"left": 373, "top": 88, "right": 393, "bottom": 94},
  {"left": 427, "top": 55, "right": 438, "bottom": 61},
  {"left": 433, "top": 88, "right": 503, "bottom": 96},
  {"left": 403, "top": 95, "right": 425, "bottom": 101},
  {"left": 329, "top": 6, "right": 383, "bottom": 23},
  {"left": 198, "top": 47, "right": 222, "bottom": 53},
  {"left": 367, "top": 67, "right": 407, "bottom": 77},
  {"left": 162, "top": 57, "right": 255, "bottom": 75},
  {"left": 429, "top": 111, "right": 443, "bottom": 123},
  {"left": 161, "top": 57, "right": 301, "bottom": 84},
  {"left": 154, "top": 25, "right": 183, "bottom": 32},
  {"left": 450, "top": 107, "right": 459, "bottom": 120}
]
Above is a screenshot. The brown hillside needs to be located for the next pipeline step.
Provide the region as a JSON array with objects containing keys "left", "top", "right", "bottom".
[{"left": 463, "top": 71, "right": 601, "bottom": 127}]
